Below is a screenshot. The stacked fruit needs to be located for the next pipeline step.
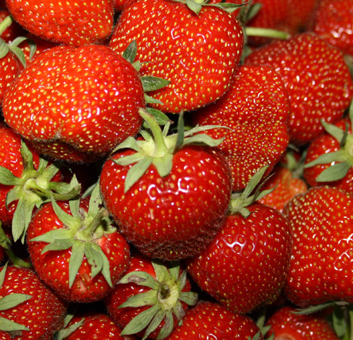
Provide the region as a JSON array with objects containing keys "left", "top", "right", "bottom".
[{"left": 0, "top": 0, "right": 353, "bottom": 338}]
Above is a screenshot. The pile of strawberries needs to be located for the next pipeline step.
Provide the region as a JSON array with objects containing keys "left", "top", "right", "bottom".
[{"left": 0, "top": 0, "right": 353, "bottom": 338}]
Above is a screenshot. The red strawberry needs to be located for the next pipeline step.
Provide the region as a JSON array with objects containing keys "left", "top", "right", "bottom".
[
  {"left": 166, "top": 301, "right": 263, "bottom": 339},
  {"left": 266, "top": 306, "right": 340, "bottom": 340},
  {"left": 191, "top": 65, "right": 290, "bottom": 192},
  {"left": 245, "top": 33, "right": 353, "bottom": 146},
  {"left": 282, "top": 186, "right": 353, "bottom": 307},
  {"left": 2, "top": 44, "right": 146, "bottom": 163},
  {"left": 5, "top": 0, "right": 114, "bottom": 46},
  {"left": 104, "top": 252, "right": 198, "bottom": 339},
  {"left": 0, "top": 263, "right": 67, "bottom": 340},
  {"left": 186, "top": 167, "right": 292, "bottom": 314},
  {"left": 100, "top": 109, "right": 232, "bottom": 260},
  {"left": 27, "top": 184, "right": 130, "bottom": 303},
  {"left": 0, "top": 9, "right": 25, "bottom": 43},
  {"left": 109, "top": 0, "right": 244, "bottom": 113}
]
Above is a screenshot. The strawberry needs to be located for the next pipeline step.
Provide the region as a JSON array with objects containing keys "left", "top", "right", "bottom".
[
  {"left": 104, "top": 252, "right": 198, "bottom": 339},
  {"left": 186, "top": 167, "right": 292, "bottom": 314},
  {"left": 245, "top": 33, "right": 353, "bottom": 146},
  {"left": 166, "top": 301, "right": 263, "bottom": 339},
  {"left": 0, "top": 10, "right": 25, "bottom": 43},
  {"left": 27, "top": 183, "right": 130, "bottom": 303},
  {"left": 282, "top": 186, "right": 353, "bottom": 307},
  {"left": 191, "top": 65, "right": 290, "bottom": 192},
  {"left": 266, "top": 306, "right": 340, "bottom": 340},
  {"left": 109, "top": 0, "right": 244, "bottom": 113},
  {"left": 2, "top": 44, "right": 146, "bottom": 163},
  {"left": 0, "top": 263, "right": 67, "bottom": 340},
  {"left": 100, "top": 109, "right": 232, "bottom": 260},
  {"left": 5, "top": 0, "right": 114, "bottom": 46}
]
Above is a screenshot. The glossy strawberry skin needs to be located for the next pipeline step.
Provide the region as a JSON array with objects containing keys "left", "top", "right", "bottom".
[
  {"left": 0, "top": 266, "right": 67, "bottom": 340},
  {"left": 100, "top": 145, "right": 232, "bottom": 261},
  {"left": 187, "top": 203, "right": 292, "bottom": 314},
  {"left": 2, "top": 45, "right": 145, "bottom": 163},
  {"left": 27, "top": 200, "right": 130, "bottom": 303},
  {"left": 166, "top": 301, "right": 263, "bottom": 340},
  {"left": 266, "top": 306, "right": 340, "bottom": 340},
  {"left": 283, "top": 186, "right": 353, "bottom": 307},
  {"left": 192, "top": 65, "right": 290, "bottom": 192},
  {"left": 109, "top": 0, "right": 244, "bottom": 113},
  {"left": 245, "top": 33, "right": 353, "bottom": 146},
  {"left": 0, "top": 52, "right": 20, "bottom": 104},
  {"left": 5, "top": 0, "right": 114, "bottom": 46}
]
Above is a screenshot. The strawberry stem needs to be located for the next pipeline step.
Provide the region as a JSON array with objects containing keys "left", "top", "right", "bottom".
[
  {"left": 245, "top": 27, "right": 290, "bottom": 40},
  {"left": 76, "top": 208, "right": 110, "bottom": 241},
  {"left": 0, "top": 16, "right": 13, "bottom": 36}
]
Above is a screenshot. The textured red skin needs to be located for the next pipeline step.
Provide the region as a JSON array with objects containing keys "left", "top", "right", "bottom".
[
  {"left": 100, "top": 145, "right": 232, "bottom": 261},
  {"left": 0, "top": 52, "right": 20, "bottom": 104},
  {"left": 27, "top": 200, "right": 130, "bottom": 302},
  {"left": 0, "top": 266, "right": 67, "bottom": 340},
  {"left": 187, "top": 203, "right": 292, "bottom": 314}
]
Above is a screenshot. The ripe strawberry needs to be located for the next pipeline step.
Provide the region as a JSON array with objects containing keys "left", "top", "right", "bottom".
[
  {"left": 191, "top": 65, "right": 290, "bottom": 192},
  {"left": 283, "top": 186, "right": 353, "bottom": 307},
  {"left": 2, "top": 44, "right": 146, "bottom": 163},
  {"left": 186, "top": 167, "right": 292, "bottom": 314},
  {"left": 5, "top": 0, "right": 114, "bottom": 46},
  {"left": 0, "top": 9, "right": 25, "bottom": 43},
  {"left": 104, "top": 252, "right": 198, "bottom": 339},
  {"left": 245, "top": 33, "right": 353, "bottom": 146},
  {"left": 27, "top": 184, "right": 130, "bottom": 303},
  {"left": 100, "top": 109, "right": 232, "bottom": 260},
  {"left": 0, "top": 263, "right": 67, "bottom": 340},
  {"left": 109, "top": 0, "right": 244, "bottom": 113},
  {"left": 166, "top": 301, "right": 262, "bottom": 339},
  {"left": 266, "top": 306, "right": 340, "bottom": 340}
]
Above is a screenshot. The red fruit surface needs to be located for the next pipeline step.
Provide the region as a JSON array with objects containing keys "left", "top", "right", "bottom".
[
  {"left": 245, "top": 33, "right": 353, "bottom": 145},
  {"left": 165, "top": 301, "right": 263, "bottom": 339},
  {"left": 109, "top": 0, "right": 244, "bottom": 113},
  {"left": 266, "top": 306, "right": 340, "bottom": 340},
  {"left": 0, "top": 265, "right": 67, "bottom": 340},
  {"left": 283, "top": 186, "right": 353, "bottom": 307},
  {"left": 0, "top": 52, "right": 20, "bottom": 104},
  {"left": 187, "top": 203, "right": 292, "bottom": 314},
  {"left": 192, "top": 65, "right": 290, "bottom": 192},
  {"left": 5, "top": 0, "right": 114, "bottom": 46},
  {"left": 100, "top": 145, "right": 232, "bottom": 260},
  {"left": 2, "top": 45, "right": 145, "bottom": 163},
  {"left": 0, "top": 10, "right": 25, "bottom": 43}
]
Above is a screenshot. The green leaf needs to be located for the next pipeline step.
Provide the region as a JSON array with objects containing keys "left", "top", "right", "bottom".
[
  {"left": 0, "top": 39, "right": 10, "bottom": 59},
  {"left": 181, "top": 134, "right": 224, "bottom": 148},
  {"left": 87, "top": 183, "right": 103, "bottom": 219},
  {"left": 168, "top": 262, "right": 180, "bottom": 281},
  {"left": 122, "top": 40, "right": 137, "bottom": 64},
  {"left": 111, "top": 136, "right": 143, "bottom": 154},
  {"left": 144, "top": 93, "right": 164, "bottom": 105},
  {"left": 92, "top": 244, "right": 112, "bottom": 287},
  {"left": 118, "top": 290, "right": 158, "bottom": 309},
  {"left": 145, "top": 108, "right": 171, "bottom": 126},
  {"left": 26, "top": 37, "right": 37, "bottom": 61},
  {"left": 185, "top": 0, "right": 202, "bottom": 15},
  {"left": 304, "top": 150, "right": 348, "bottom": 168},
  {"left": 30, "top": 228, "right": 73, "bottom": 244},
  {"left": 51, "top": 195, "right": 80, "bottom": 230},
  {"left": 0, "top": 316, "right": 29, "bottom": 332},
  {"left": 20, "top": 140, "right": 34, "bottom": 170},
  {"left": 321, "top": 120, "right": 345, "bottom": 144},
  {"left": 246, "top": 3, "right": 262, "bottom": 21},
  {"left": 140, "top": 76, "right": 171, "bottom": 92},
  {"left": 0, "top": 166, "right": 22, "bottom": 186},
  {"left": 155, "top": 310, "right": 174, "bottom": 340},
  {"left": 119, "top": 271, "right": 159, "bottom": 290},
  {"left": 54, "top": 318, "right": 85, "bottom": 340},
  {"left": 12, "top": 198, "right": 36, "bottom": 243},
  {"left": 0, "top": 263, "right": 8, "bottom": 287},
  {"left": 179, "top": 291, "right": 198, "bottom": 306},
  {"left": 69, "top": 241, "right": 85, "bottom": 288},
  {"left": 153, "top": 153, "right": 173, "bottom": 178},
  {"left": 68, "top": 176, "right": 81, "bottom": 220},
  {"left": 84, "top": 243, "right": 103, "bottom": 279},
  {"left": 9, "top": 46, "right": 26, "bottom": 67},
  {"left": 124, "top": 157, "right": 153, "bottom": 193},
  {"left": 152, "top": 261, "right": 169, "bottom": 283},
  {"left": 292, "top": 301, "right": 341, "bottom": 315},
  {"left": 0, "top": 293, "right": 32, "bottom": 311},
  {"left": 333, "top": 305, "right": 347, "bottom": 338},
  {"left": 316, "top": 161, "right": 351, "bottom": 182},
  {"left": 143, "top": 310, "right": 166, "bottom": 340},
  {"left": 174, "top": 112, "right": 185, "bottom": 152},
  {"left": 240, "top": 165, "right": 269, "bottom": 200},
  {"left": 41, "top": 238, "right": 75, "bottom": 254}
]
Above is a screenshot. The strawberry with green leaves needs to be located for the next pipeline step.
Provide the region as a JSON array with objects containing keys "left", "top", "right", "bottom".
[
  {"left": 0, "top": 263, "right": 67, "bottom": 340},
  {"left": 27, "top": 183, "right": 130, "bottom": 303},
  {"left": 109, "top": 0, "right": 244, "bottom": 113},
  {"left": 100, "top": 109, "right": 232, "bottom": 261},
  {"left": 186, "top": 167, "right": 292, "bottom": 314}
]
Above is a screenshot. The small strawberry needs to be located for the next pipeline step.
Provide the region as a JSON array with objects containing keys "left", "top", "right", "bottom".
[
  {"left": 245, "top": 33, "right": 353, "bottom": 146},
  {"left": 191, "top": 65, "right": 290, "bottom": 192},
  {"left": 100, "top": 109, "right": 232, "bottom": 260},
  {"left": 27, "top": 183, "right": 130, "bottom": 303},
  {"left": 109, "top": 0, "right": 244, "bottom": 113},
  {"left": 104, "top": 252, "right": 198, "bottom": 340},
  {"left": 283, "top": 186, "right": 353, "bottom": 307},
  {"left": 165, "top": 301, "right": 263, "bottom": 339},
  {"left": 0, "top": 263, "right": 67, "bottom": 340},
  {"left": 5, "top": 0, "right": 115, "bottom": 46},
  {"left": 186, "top": 166, "right": 292, "bottom": 314}
]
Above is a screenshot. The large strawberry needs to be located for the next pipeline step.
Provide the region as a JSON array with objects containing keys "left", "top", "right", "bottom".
[
  {"left": 191, "top": 65, "right": 290, "bottom": 192},
  {"left": 245, "top": 33, "right": 353, "bottom": 146},
  {"left": 283, "top": 186, "right": 353, "bottom": 307},
  {"left": 27, "top": 183, "right": 130, "bottom": 303},
  {"left": 2, "top": 44, "right": 146, "bottom": 163},
  {"left": 100, "top": 109, "right": 232, "bottom": 260},
  {"left": 5, "top": 0, "right": 115, "bottom": 46},
  {"left": 109, "top": 0, "right": 244, "bottom": 113},
  {"left": 186, "top": 167, "right": 292, "bottom": 314},
  {"left": 0, "top": 263, "right": 67, "bottom": 340}
]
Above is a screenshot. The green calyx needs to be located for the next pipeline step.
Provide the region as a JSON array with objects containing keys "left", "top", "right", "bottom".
[
  {"left": 118, "top": 260, "right": 198, "bottom": 340},
  {"left": 110, "top": 108, "right": 227, "bottom": 193},
  {"left": 304, "top": 101, "right": 353, "bottom": 182},
  {"left": 0, "top": 141, "right": 81, "bottom": 243},
  {"left": 30, "top": 181, "right": 115, "bottom": 289}
]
